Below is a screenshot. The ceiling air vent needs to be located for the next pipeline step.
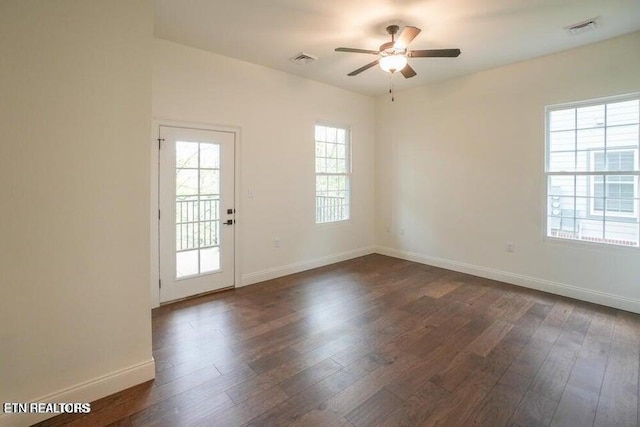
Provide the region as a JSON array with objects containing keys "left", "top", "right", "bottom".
[
  {"left": 289, "top": 52, "right": 317, "bottom": 65},
  {"left": 565, "top": 17, "right": 600, "bottom": 36}
]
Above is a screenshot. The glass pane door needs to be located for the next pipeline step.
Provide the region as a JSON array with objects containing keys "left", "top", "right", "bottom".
[{"left": 175, "top": 141, "right": 221, "bottom": 279}]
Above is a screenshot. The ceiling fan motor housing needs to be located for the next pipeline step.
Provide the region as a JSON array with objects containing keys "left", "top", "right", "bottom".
[{"left": 379, "top": 41, "right": 399, "bottom": 55}]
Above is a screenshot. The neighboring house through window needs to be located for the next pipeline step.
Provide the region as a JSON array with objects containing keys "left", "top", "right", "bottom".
[{"left": 591, "top": 150, "right": 637, "bottom": 216}]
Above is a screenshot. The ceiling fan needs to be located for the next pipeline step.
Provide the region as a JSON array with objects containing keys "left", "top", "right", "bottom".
[{"left": 335, "top": 25, "right": 461, "bottom": 78}]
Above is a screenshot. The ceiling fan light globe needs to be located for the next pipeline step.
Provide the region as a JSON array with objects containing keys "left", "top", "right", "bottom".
[{"left": 379, "top": 54, "right": 408, "bottom": 73}]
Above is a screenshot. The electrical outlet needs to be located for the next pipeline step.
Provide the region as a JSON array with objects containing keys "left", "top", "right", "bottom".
[
  {"left": 506, "top": 242, "right": 515, "bottom": 253},
  {"left": 247, "top": 188, "right": 254, "bottom": 198},
  {"left": 385, "top": 226, "right": 391, "bottom": 233},
  {"left": 273, "top": 238, "right": 280, "bottom": 248},
  {"left": 400, "top": 228, "right": 405, "bottom": 236}
]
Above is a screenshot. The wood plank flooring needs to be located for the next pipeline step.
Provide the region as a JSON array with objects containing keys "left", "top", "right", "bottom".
[{"left": 37, "top": 254, "right": 640, "bottom": 426}]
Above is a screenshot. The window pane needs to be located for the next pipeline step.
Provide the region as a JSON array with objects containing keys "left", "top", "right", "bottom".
[
  {"left": 593, "top": 153, "right": 605, "bottom": 171},
  {"left": 594, "top": 197, "right": 605, "bottom": 211},
  {"left": 620, "top": 183, "right": 635, "bottom": 198},
  {"left": 607, "top": 100, "right": 639, "bottom": 126},
  {"left": 579, "top": 220, "right": 605, "bottom": 242},
  {"left": 576, "top": 128, "right": 604, "bottom": 151},
  {"left": 326, "top": 143, "right": 337, "bottom": 158},
  {"left": 607, "top": 125, "right": 639, "bottom": 150},
  {"left": 593, "top": 182, "right": 605, "bottom": 198},
  {"left": 621, "top": 152, "right": 635, "bottom": 171},
  {"left": 576, "top": 151, "right": 589, "bottom": 172},
  {"left": 326, "top": 127, "right": 337, "bottom": 143},
  {"left": 576, "top": 176, "right": 590, "bottom": 197},
  {"left": 550, "top": 109, "right": 575, "bottom": 131},
  {"left": 603, "top": 150, "right": 636, "bottom": 172},
  {"left": 316, "top": 175, "right": 327, "bottom": 192},
  {"left": 574, "top": 197, "right": 602, "bottom": 219},
  {"left": 604, "top": 220, "right": 639, "bottom": 246},
  {"left": 330, "top": 175, "right": 346, "bottom": 191},
  {"left": 548, "top": 176, "right": 574, "bottom": 196},
  {"left": 548, "top": 195, "right": 563, "bottom": 218},
  {"left": 549, "top": 152, "right": 575, "bottom": 172},
  {"left": 577, "top": 104, "right": 605, "bottom": 129},
  {"left": 620, "top": 199, "right": 636, "bottom": 212},
  {"left": 549, "top": 130, "right": 575, "bottom": 152},
  {"left": 326, "top": 158, "right": 337, "bottom": 173}
]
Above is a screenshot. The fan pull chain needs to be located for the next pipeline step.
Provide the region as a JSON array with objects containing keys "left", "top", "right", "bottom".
[{"left": 389, "top": 73, "right": 395, "bottom": 102}]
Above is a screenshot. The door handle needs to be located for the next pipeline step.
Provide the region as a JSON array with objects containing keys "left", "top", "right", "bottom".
[{"left": 223, "top": 219, "right": 235, "bottom": 225}]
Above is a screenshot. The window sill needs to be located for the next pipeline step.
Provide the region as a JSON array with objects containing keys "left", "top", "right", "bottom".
[
  {"left": 315, "top": 218, "right": 352, "bottom": 227},
  {"left": 543, "top": 235, "right": 640, "bottom": 253}
]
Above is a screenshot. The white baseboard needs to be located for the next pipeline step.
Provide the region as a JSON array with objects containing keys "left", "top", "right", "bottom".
[
  {"left": 0, "top": 359, "right": 155, "bottom": 427},
  {"left": 239, "top": 246, "right": 376, "bottom": 287},
  {"left": 375, "top": 245, "right": 640, "bottom": 314}
]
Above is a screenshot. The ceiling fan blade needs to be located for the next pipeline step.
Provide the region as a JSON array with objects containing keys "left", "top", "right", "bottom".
[
  {"left": 347, "top": 60, "right": 379, "bottom": 76},
  {"left": 394, "top": 26, "right": 421, "bottom": 49},
  {"left": 408, "top": 49, "right": 461, "bottom": 58},
  {"left": 400, "top": 64, "right": 417, "bottom": 78},
  {"left": 335, "top": 47, "right": 379, "bottom": 55}
]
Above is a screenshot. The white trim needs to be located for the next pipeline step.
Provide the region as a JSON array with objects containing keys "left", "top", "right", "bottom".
[
  {"left": 0, "top": 359, "right": 155, "bottom": 427},
  {"left": 151, "top": 119, "right": 242, "bottom": 309},
  {"left": 239, "top": 246, "right": 376, "bottom": 287},
  {"left": 543, "top": 234, "right": 640, "bottom": 252},
  {"left": 545, "top": 91, "right": 640, "bottom": 112},
  {"left": 375, "top": 245, "right": 640, "bottom": 314}
]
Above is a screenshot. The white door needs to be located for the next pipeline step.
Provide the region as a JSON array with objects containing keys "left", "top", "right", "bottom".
[{"left": 159, "top": 126, "right": 235, "bottom": 302}]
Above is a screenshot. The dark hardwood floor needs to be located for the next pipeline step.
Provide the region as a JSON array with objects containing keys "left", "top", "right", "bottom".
[{"left": 38, "top": 254, "right": 640, "bottom": 426}]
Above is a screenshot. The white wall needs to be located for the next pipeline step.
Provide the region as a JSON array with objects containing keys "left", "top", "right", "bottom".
[
  {"left": 0, "top": 2, "right": 154, "bottom": 425},
  {"left": 152, "top": 39, "right": 376, "bottom": 306},
  {"left": 376, "top": 32, "right": 640, "bottom": 313}
]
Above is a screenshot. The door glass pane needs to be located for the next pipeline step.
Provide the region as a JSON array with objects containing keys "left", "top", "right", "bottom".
[
  {"left": 176, "top": 169, "right": 198, "bottom": 195},
  {"left": 175, "top": 141, "right": 221, "bottom": 279},
  {"left": 176, "top": 141, "right": 199, "bottom": 168},
  {"left": 199, "top": 169, "right": 219, "bottom": 195},
  {"left": 176, "top": 250, "right": 199, "bottom": 278},
  {"left": 200, "top": 247, "right": 220, "bottom": 274},
  {"left": 200, "top": 144, "right": 220, "bottom": 168}
]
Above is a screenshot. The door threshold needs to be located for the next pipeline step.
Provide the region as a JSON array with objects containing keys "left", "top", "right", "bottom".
[{"left": 160, "top": 286, "right": 235, "bottom": 307}]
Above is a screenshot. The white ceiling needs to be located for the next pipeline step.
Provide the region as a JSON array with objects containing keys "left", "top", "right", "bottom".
[{"left": 153, "top": 0, "right": 640, "bottom": 96}]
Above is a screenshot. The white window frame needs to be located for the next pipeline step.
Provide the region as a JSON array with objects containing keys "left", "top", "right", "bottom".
[
  {"left": 544, "top": 93, "right": 640, "bottom": 249},
  {"left": 314, "top": 122, "right": 352, "bottom": 224}
]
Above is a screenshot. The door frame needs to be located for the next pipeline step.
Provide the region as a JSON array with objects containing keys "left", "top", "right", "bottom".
[{"left": 150, "top": 119, "right": 242, "bottom": 308}]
